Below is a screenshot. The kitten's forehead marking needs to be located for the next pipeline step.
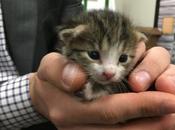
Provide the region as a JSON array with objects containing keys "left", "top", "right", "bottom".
[
  {"left": 101, "top": 37, "right": 110, "bottom": 51},
  {"left": 101, "top": 44, "right": 118, "bottom": 65},
  {"left": 101, "top": 40, "right": 130, "bottom": 66}
]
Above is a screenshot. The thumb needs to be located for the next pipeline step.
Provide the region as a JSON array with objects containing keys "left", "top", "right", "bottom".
[
  {"left": 37, "top": 53, "right": 87, "bottom": 92},
  {"left": 62, "top": 62, "right": 87, "bottom": 91}
]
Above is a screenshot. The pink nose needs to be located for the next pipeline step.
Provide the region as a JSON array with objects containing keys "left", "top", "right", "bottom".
[{"left": 102, "top": 72, "right": 115, "bottom": 80}]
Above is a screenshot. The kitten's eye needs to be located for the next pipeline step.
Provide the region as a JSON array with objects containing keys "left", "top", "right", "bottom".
[
  {"left": 88, "top": 51, "right": 100, "bottom": 60},
  {"left": 119, "top": 54, "right": 128, "bottom": 63}
]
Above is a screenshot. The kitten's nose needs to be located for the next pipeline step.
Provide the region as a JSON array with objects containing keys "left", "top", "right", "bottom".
[{"left": 102, "top": 71, "right": 115, "bottom": 80}]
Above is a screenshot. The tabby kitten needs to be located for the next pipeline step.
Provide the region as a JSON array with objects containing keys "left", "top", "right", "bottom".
[{"left": 57, "top": 10, "right": 147, "bottom": 101}]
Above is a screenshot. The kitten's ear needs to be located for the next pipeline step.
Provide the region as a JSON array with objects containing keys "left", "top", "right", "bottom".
[
  {"left": 58, "top": 25, "right": 88, "bottom": 43},
  {"left": 135, "top": 31, "right": 148, "bottom": 43}
]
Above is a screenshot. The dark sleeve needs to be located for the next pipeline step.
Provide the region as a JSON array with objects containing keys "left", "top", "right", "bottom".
[{"left": 60, "top": 0, "right": 83, "bottom": 23}]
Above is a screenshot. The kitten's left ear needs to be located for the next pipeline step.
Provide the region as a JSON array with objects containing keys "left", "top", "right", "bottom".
[
  {"left": 58, "top": 25, "right": 88, "bottom": 43},
  {"left": 135, "top": 31, "right": 148, "bottom": 43}
]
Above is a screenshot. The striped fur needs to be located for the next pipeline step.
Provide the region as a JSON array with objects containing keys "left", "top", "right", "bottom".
[{"left": 57, "top": 10, "right": 146, "bottom": 101}]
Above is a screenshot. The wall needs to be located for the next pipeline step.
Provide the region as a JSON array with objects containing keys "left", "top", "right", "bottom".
[
  {"left": 86, "top": 0, "right": 116, "bottom": 10},
  {"left": 115, "top": 0, "right": 157, "bottom": 27}
]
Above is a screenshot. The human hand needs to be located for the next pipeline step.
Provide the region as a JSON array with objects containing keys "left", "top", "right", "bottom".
[
  {"left": 59, "top": 114, "right": 175, "bottom": 130},
  {"left": 57, "top": 41, "right": 175, "bottom": 130},
  {"left": 154, "top": 64, "right": 175, "bottom": 94},
  {"left": 29, "top": 51, "right": 175, "bottom": 130},
  {"left": 129, "top": 42, "right": 171, "bottom": 92}
]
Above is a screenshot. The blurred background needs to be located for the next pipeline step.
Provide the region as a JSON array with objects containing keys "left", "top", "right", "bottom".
[
  {"left": 82, "top": 0, "right": 157, "bottom": 27},
  {"left": 82, "top": 0, "right": 175, "bottom": 63}
]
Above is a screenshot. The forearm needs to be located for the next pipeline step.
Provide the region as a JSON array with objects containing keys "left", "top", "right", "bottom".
[{"left": 0, "top": 74, "right": 46, "bottom": 130}]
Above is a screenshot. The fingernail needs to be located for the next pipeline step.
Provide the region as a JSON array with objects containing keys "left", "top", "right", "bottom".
[{"left": 133, "top": 71, "right": 151, "bottom": 91}]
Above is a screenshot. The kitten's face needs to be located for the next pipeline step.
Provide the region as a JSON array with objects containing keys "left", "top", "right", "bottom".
[
  {"left": 82, "top": 40, "right": 135, "bottom": 84},
  {"left": 66, "top": 34, "right": 136, "bottom": 85},
  {"left": 59, "top": 25, "right": 137, "bottom": 85},
  {"left": 58, "top": 10, "right": 147, "bottom": 85}
]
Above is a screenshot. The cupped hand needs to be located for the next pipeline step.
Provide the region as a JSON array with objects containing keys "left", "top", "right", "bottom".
[
  {"left": 155, "top": 64, "right": 175, "bottom": 94},
  {"left": 129, "top": 42, "right": 171, "bottom": 92},
  {"left": 60, "top": 114, "right": 175, "bottom": 130},
  {"left": 29, "top": 52, "right": 175, "bottom": 130}
]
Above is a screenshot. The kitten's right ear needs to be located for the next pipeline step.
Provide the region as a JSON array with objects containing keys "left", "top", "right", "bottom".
[
  {"left": 57, "top": 25, "right": 88, "bottom": 44},
  {"left": 135, "top": 31, "right": 148, "bottom": 43}
]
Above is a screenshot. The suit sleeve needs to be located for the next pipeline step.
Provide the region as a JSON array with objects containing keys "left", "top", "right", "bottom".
[{"left": 60, "top": 0, "right": 83, "bottom": 23}]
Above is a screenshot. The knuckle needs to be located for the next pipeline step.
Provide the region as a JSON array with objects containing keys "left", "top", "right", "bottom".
[
  {"left": 43, "top": 53, "right": 59, "bottom": 64},
  {"left": 37, "top": 52, "right": 62, "bottom": 80},
  {"left": 138, "top": 106, "right": 153, "bottom": 117},
  {"left": 100, "top": 107, "right": 121, "bottom": 124},
  {"left": 138, "top": 95, "right": 168, "bottom": 117},
  {"left": 149, "top": 47, "right": 171, "bottom": 61}
]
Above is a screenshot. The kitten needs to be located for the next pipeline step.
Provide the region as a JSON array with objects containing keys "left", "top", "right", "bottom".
[{"left": 57, "top": 10, "right": 147, "bottom": 101}]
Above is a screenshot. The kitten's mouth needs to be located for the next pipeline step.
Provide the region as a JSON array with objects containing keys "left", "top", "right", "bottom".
[
  {"left": 94, "top": 78, "right": 118, "bottom": 85},
  {"left": 91, "top": 74, "right": 120, "bottom": 85}
]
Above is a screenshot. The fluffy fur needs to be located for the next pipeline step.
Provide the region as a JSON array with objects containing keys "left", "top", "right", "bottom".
[{"left": 57, "top": 10, "right": 147, "bottom": 101}]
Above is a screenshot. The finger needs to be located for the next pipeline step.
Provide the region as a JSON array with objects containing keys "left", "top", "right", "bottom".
[
  {"left": 35, "top": 78, "right": 175, "bottom": 126},
  {"left": 83, "top": 92, "right": 175, "bottom": 125},
  {"left": 129, "top": 47, "right": 171, "bottom": 92},
  {"left": 155, "top": 64, "right": 175, "bottom": 94},
  {"left": 43, "top": 83, "right": 175, "bottom": 126},
  {"left": 59, "top": 114, "right": 175, "bottom": 130},
  {"left": 37, "top": 52, "right": 87, "bottom": 92}
]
